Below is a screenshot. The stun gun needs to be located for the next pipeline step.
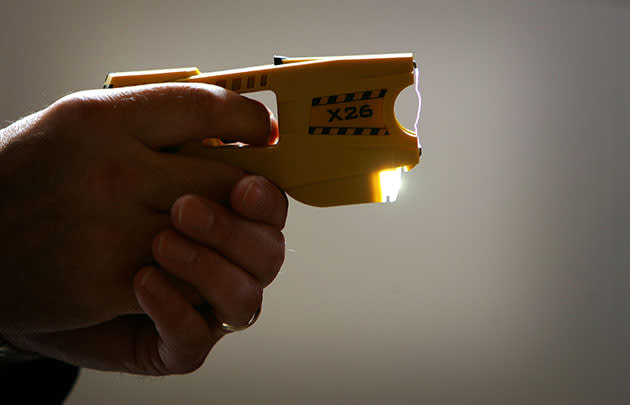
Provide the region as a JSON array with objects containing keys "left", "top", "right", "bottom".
[{"left": 104, "top": 53, "right": 421, "bottom": 207}]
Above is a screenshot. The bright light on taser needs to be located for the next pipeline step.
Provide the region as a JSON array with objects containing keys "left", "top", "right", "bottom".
[{"left": 379, "top": 167, "right": 403, "bottom": 203}]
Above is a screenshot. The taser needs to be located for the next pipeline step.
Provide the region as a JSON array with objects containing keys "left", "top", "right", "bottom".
[{"left": 104, "top": 53, "right": 421, "bottom": 207}]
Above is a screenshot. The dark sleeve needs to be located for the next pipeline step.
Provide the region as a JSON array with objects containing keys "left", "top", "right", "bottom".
[{"left": 0, "top": 358, "right": 79, "bottom": 404}]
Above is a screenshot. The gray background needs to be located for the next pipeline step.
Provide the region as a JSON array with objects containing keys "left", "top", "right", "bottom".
[{"left": 1, "top": 0, "right": 628, "bottom": 404}]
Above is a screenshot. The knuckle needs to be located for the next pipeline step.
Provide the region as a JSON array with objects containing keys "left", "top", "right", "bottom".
[
  {"left": 185, "top": 83, "right": 225, "bottom": 116},
  {"left": 48, "top": 91, "right": 109, "bottom": 124}
]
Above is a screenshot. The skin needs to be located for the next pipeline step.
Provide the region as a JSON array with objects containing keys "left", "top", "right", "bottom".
[{"left": 0, "top": 83, "right": 287, "bottom": 374}]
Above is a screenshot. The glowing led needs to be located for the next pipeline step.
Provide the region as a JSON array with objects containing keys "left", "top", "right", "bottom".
[{"left": 379, "top": 167, "right": 403, "bottom": 203}]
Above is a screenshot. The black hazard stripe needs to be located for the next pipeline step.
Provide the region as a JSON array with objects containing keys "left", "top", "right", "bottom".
[
  {"left": 312, "top": 89, "right": 387, "bottom": 106},
  {"left": 309, "top": 127, "right": 389, "bottom": 135}
]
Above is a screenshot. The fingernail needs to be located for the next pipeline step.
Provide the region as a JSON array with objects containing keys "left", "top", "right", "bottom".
[
  {"left": 177, "top": 196, "right": 214, "bottom": 235},
  {"left": 139, "top": 267, "right": 156, "bottom": 289},
  {"left": 242, "top": 178, "right": 267, "bottom": 213},
  {"left": 268, "top": 110, "right": 279, "bottom": 145},
  {"left": 158, "top": 232, "right": 197, "bottom": 264},
  {"left": 136, "top": 267, "right": 165, "bottom": 306}
]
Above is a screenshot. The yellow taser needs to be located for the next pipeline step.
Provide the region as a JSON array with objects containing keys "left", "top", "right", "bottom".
[{"left": 104, "top": 53, "right": 421, "bottom": 207}]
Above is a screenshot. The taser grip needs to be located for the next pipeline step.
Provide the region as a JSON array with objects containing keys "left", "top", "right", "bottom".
[{"left": 104, "top": 54, "right": 420, "bottom": 207}]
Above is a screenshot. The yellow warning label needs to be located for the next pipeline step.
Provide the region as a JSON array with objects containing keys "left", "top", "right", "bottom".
[{"left": 309, "top": 89, "right": 387, "bottom": 129}]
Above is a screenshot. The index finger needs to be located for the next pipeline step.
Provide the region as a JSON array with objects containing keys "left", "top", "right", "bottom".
[{"left": 61, "top": 83, "right": 275, "bottom": 149}]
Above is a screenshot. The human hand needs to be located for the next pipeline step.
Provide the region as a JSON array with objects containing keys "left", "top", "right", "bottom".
[
  {"left": 2, "top": 174, "right": 287, "bottom": 374},
  {"left": 0, "top": 83, "right": 278, "bottom": 333}
]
